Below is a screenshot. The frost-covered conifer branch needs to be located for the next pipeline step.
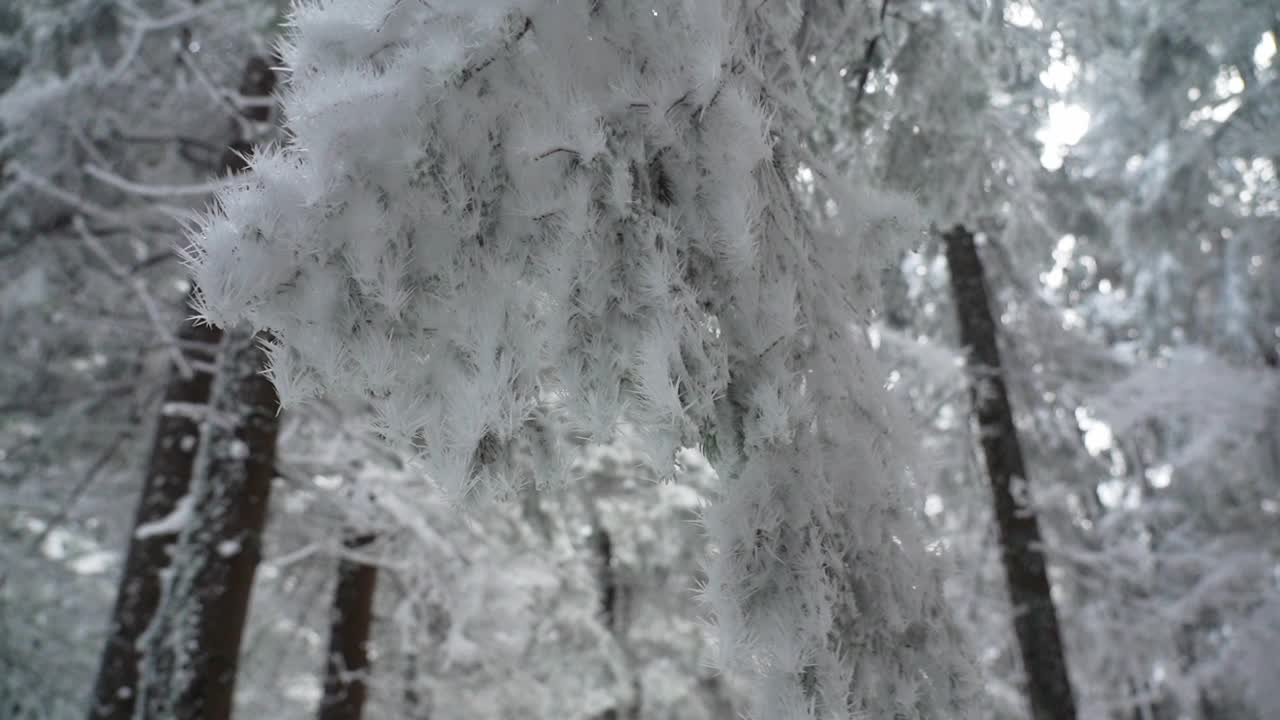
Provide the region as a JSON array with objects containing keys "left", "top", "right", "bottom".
[{"left": 185, "top": 1, "right": 976, "bottom": 717}]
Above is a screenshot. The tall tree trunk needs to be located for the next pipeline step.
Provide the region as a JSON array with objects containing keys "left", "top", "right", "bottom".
[
  {"left": 86, "top": 51, "right": 277, "bottom": 720},
  {"left": 136, "top": 328, "right": 280, "bottom": 720},
  {"left": 943, "top": 225, "right": 1078, "bottom": 720},
  {"left": 317, "top": 533, "right": 380, "bottom": 720},
  {"left": 87, "top": 313, "right": 221, "bottom": 720}
]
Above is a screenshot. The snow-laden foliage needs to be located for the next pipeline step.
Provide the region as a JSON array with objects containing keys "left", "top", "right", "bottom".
[
  {"left": 1094, "top": 345, "right": 1279, "bottom": 468},
  {"left": 184, "top": 0, "right": 976, "bottom": 716},
  {"left": 236, "top": 404, "right": 740, "bottom": 720}
]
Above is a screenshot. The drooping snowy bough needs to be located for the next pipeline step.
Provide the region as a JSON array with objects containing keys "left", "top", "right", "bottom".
[{"left": 185, "top": 1, "right": 977, "bottom": 717}]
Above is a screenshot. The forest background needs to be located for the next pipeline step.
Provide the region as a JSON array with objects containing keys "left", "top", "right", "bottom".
[{"left": 1, "top": 1, "right": 1277, "bottom": 719}]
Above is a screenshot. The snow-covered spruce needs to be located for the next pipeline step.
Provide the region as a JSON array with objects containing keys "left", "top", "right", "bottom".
[{"left": 184, "top": 1, "right": 976, "bottom": 717}]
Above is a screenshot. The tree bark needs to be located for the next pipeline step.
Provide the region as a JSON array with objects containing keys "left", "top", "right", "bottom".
[
  {"left": 220, "top": 54, "right": 275, "bottom": 172},
  {"left": 943, "top": 225, "right": 1078, "bottom": 720},
  {"left": 87, "top": 51, "right": 277, "bottom": 720},
  {"left": 590, "top": 525, "right": 622, "bottom": 720},
  {"left": 87, "top": 312, "right": 221, "bottom": 720},
  {"left": 317, "top": 533, "right": 380, "bottom": 720},
  {"left": 136, "top": 329, "right": 280, "bottom": 720},
  {"left": 590, "top": 524, "right": 641, "bottom": 720}
]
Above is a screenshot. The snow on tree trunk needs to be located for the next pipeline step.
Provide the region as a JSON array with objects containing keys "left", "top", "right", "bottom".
[
  {"left": 135, "top": 329, "right": 280, "bottom": 720},
  {"left": 942, "top": 225, "right": 1078, "bottom": 720},
  {"left": 317, "top": 533, "right": 380, "bottom": 720},
  {"left": 87, "top": 49, "right": 279, "bottom": 720},
  {"left": 182, "top": 2, "right": 978, "bottom": 718},
  {"left": 87, "top": 309, "right": 221, "bottom": 720}
]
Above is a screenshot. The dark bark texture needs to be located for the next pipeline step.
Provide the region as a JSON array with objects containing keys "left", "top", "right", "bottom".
[
  {"left": 220, "top": 55, "right": 276, "bottom": 173},
  {"left": 591, "top": 526, "right": 623, "bottom": 720},
  {"left": 317, "top": 533, "right": 380, "bottom": 720},
  {"left": 943, "top": 225, "right": 1078, "bottom": 720},
  {"left": 136, "top": 329, "right": 280, "bottom": 720},
  {"left": 87, "top": 51, "right": 277, "bottom": 720},
  {"left": 87, "top": 313, "right": 222, "bottom": 720},
  {"left": 590, "top": 525, "right": 641, "bottom": 720}
]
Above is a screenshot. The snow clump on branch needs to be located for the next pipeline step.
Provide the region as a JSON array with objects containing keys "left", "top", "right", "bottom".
[{"left": 184, "top": 1, "right": 978, "bottom": 717}]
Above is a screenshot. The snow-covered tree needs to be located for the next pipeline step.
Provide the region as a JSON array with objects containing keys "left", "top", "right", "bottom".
[
  {"left": 12, "top": 1, "right": 1279, "bottom": 719},
  {"left": 835, "top": 3, "right": 1280, "bottom": 718},
  {"left": 183, "top": 1, "right": 978, "bottom": 717}
]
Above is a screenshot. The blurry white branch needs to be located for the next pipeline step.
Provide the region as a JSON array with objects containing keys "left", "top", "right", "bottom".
[
  {"left": 85, "top": 163, "right": 234, "bottom": 198},
  {"left": 9, "top": 163, "right": 133, "bottom": 227},
  {"left": 225, "top": 93, "right": 278, "bottom": 110},
  {"left": 74, "top": 216, "right": 194, "bottom": 380},
  {"left": 118, "top": 0, "right": 225, "bottom": 32},
  {"left": 177, "top": 47, "right": 254, "bottom": 138},
  {"left": 105, "top": 0, "right": 231, "bottom": 81}
]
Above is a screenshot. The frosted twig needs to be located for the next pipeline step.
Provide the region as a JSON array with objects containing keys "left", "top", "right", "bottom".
[
  {"left": 85, "top": 163, "right": 233, "bottom": 198},
  {"left": 104, "top": 20, "right": 147, "bottom": 82},
  {"left": 71, "top": 127, "right": 113, "bottom": 170},
  {"left": 74, "top": 216, "right": 194, "bottom": 379},
  {"left": 161, "top": 401, "right": 239, "bottom": 428},
  {"left": 187, "top": 359, "right": 220, "bottom": 376},
  {"left": 106, "top": 0, "right": 231, "bottom": 86},
  {"left": 455, "top": 16, "right": 533, "bottom": 88},
  {"left": 223, "top": 93, "right": 277, "bottom": 110},
  {"left": 269, "top": 541, "right": 325, "bottom": 569},
  {"left": 22, "top": 430, "right": 129, "bottom": 560},
  {"left": 108, "top": 129, "right": 223, "bottom": 157},
  {"left": 333, "top": 545, "right": 388, "bottom": 567},
  {"left": 177, "top": 49, "right": 252, "bottom": 138},
  {"left": 135, "top": 492, "right": 197, "bottom": 539},
  {"left": 120, "top": 0, "right": 225, "bottom": 32},
  {"left": 9, "top": 163, "right": 133, "bottom": 227}
]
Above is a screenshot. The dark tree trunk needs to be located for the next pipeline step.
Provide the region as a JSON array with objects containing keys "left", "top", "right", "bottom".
[
  {"left": 943, "top": 225, "right": 1078, "bottom": 720},
  {"left": 136, "top": 329, "right": 280, "bottom": 720},
  {"left": 592, "top": 526, "right": 618, "bottom": 629},
  {"left": 220, "top": 54, "right": 276, "bottom": 173},
  {"left": 590, "top": 525, "right": 641, "bottom": 720},
  {"left": 591, "top": 526, "right": 622, "bottom": 720},
  {"left": 87, "top": 312, "right": 221, "bottom": 720},
  {"left": 87, "top": 52, "right": 277, "bottom": 720},
  {"left": 317, "top": 533, "right": 380, "bottom": 720}
]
